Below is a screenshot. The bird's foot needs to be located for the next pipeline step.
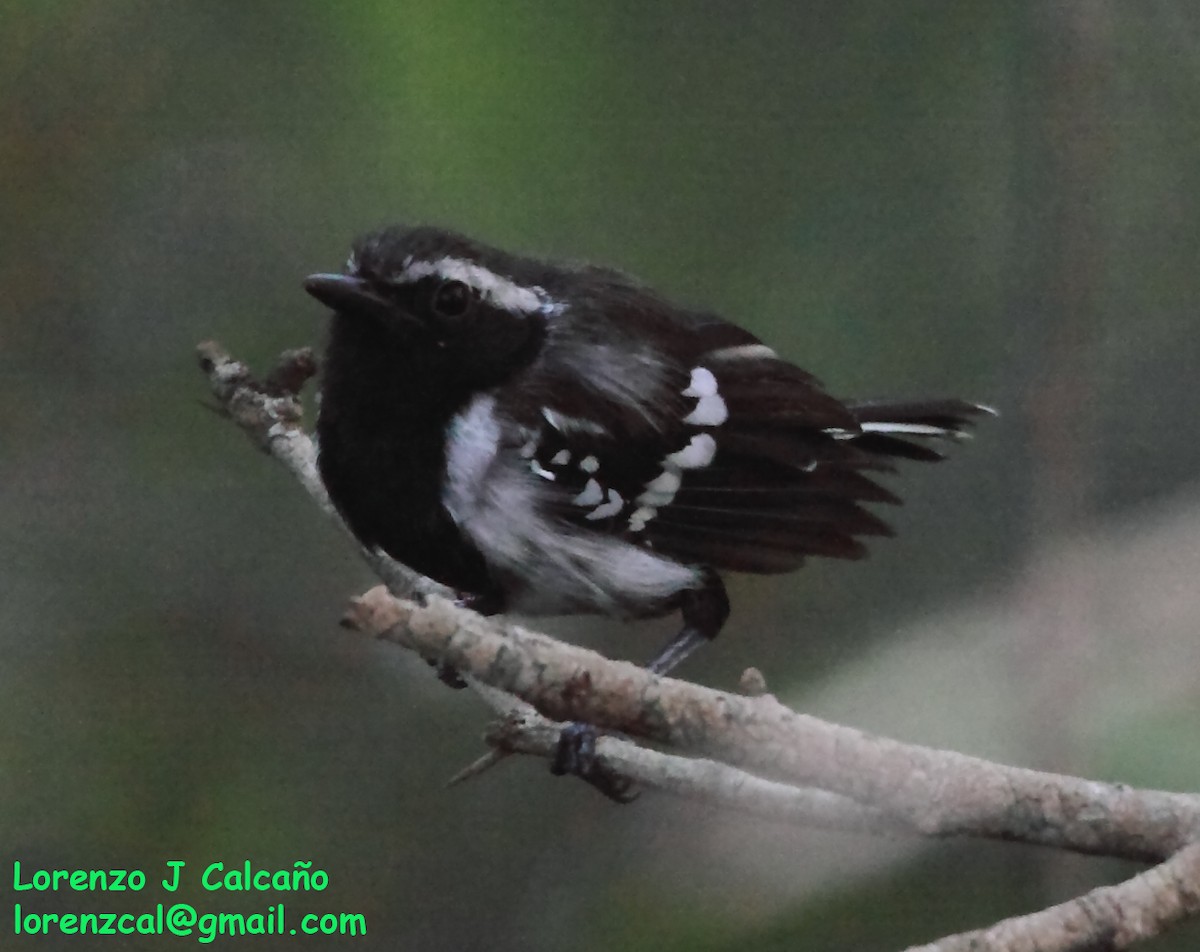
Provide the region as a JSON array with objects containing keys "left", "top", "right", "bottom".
[
  {"left": 551, "top": 722, "right": 639, "bottom": 803},
  {"left": 425, "top": 658, "right": 468, "bottom": 689},
  {"left": 454, "top": 590, "right": 505, "bottom": 616},
  {"left": 431, "top": 589, "right": 504, "bottom": 690}
]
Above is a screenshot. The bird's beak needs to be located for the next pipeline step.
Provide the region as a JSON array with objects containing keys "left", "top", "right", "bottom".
[{"left": 304, "top": 274, "right": 392, "bottom": 319}]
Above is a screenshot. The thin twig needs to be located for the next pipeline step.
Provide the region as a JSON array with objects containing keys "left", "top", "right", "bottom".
[{"left": 197, "top": 341, "right": 447, "bottom": 600}]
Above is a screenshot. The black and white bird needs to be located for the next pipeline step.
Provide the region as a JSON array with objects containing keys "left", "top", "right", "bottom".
[{"left": 305, "top": 225, "right": 989, "bottom": 782}]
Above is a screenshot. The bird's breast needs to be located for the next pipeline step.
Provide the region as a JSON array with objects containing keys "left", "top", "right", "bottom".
[{"left": 315, "top": 375, "right": 494, "bottom": 594}]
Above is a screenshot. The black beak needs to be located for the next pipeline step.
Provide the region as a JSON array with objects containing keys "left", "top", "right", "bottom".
[{"left": 304, "top": 274, "right": 393, "bottom": 319}]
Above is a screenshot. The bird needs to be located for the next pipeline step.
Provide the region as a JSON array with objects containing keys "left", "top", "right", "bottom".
[{"left": 305, "top": 225, "right": 990, "bottom": 792}]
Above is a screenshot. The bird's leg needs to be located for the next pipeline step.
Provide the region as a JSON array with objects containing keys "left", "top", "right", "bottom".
[
  {"left": 645, "top": 569, "right": 730, "bottom": 676},
  {"left": 552, "top": 571, "right": 730, "bottom": 802},
  {"left": 425, "top": 588, "right": 507, "bottom": 689}
]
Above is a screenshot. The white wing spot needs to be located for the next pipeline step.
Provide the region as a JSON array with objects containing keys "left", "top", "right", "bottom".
[
  {"left": 550, "top": 449, "right": 571, "bottom": 465},
  {"left": 579, "top": 455, "right": 599, "bottom": 474},
  {"left": 682, "top": 366, "right": 718, "bottom": 398},
  {"left": 530, "top": 460, "right": 556, "bottom": 481},
  {"left": 572, "top": 478, "right": 604, "bottom": 507},
  {"left": 665, "top": 433, "right": 716, "bottom": 469},
  {"left": 707, "top": 343, "right": 776, "bottom": 361},
  {"left": 681, "top": 366, "right": 728, "bottom": 427},
  {"left": 683, "top": 394, "right": 728, "bottom": 427},
  {"left": 644, "top": 469, "right": 681, "bottom": 496},
  {"left": 638, "top": 469, "right": 682, "bottom": 508},
  {"left": 628, "top": 506, "right": 657, "bottom": 532},
  {"left": 586, "top": 490, "right": 624, "bottom": 521},
  {"left": 518, "top": 438, "right": 539, "bottom": 459}
]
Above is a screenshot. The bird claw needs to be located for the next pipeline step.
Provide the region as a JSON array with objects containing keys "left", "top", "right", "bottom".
[
  {"left": 454, "top": 590, "right": 505, "bottom": 616},
  {"left": 425, "top": 658, "right": 468, "bottom": 689},
  {"left": 551, "top": 722, "right": 639, "bottom": 803}
]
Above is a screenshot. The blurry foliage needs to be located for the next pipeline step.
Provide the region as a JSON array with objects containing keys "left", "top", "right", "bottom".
[{"left": 2, "top": 1, "right": 1199, "bottom": 949}]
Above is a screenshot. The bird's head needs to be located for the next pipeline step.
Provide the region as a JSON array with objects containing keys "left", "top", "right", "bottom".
[{"left": 306, "top": 225, "right": 558, "bottom": 390}]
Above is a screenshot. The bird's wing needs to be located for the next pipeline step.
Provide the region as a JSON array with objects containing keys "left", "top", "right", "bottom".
[{"left": 495, "top": 307, "right": 987, "bottom": 575}]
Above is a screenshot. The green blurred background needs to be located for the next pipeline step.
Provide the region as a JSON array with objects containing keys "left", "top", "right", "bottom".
[{"left": 4, "top": 1, "right": 1200, "bottom": 948}]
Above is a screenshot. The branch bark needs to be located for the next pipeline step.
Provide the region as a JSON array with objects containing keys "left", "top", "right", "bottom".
[
  {"left": 464, "top": 678, "right": 902, "bottom": 836},
  {"left": 198, "top": 340, "right": 1200, "bottom": 951},
  {"left": 907, "top": 843, "right": 1200, "bottom": 952},
  {"left": 345, "top": 585, "right": 1200, "bottom": 863}
]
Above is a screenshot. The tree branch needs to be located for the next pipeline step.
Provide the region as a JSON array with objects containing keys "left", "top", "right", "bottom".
[
  {"left": 906, "top": 843, "right": 1200, "bottom": 952},
  {"left": 447, "top": 669, "right": 902, "bottom": 836},
  {"left": 198, "top": 340, "right": 1200, "bottom": 950},
  {"left": 345, "top": 585, "right": 1200, "bottom": 864}
]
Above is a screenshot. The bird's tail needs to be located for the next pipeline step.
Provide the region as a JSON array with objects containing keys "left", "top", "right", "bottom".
[
  {"left": 642, "top": 373, "right": 994, "bottom": 574},
  {"left": 841, "top": 398, "right": 996, "bottom": 462}
]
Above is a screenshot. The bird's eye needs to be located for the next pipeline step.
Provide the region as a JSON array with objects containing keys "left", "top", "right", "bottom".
[{"left": 431, "top": 280, "right": 472, "bottom": 318}]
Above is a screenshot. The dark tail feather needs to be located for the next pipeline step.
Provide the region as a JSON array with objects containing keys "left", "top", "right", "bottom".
[
  {"left": 846, "top": 398, "right": 995, "bottom": 435},
  {"left": 841, "top": 399, "right": 995, "bottom": 461},
  {"left": 644, "top": 345, "right": 993, "bottom": 574}
]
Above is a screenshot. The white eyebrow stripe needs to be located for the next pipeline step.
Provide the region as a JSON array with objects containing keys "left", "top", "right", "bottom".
[{"left": 398, "top": 256, "right": 564, "bottom": 315}]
